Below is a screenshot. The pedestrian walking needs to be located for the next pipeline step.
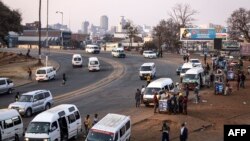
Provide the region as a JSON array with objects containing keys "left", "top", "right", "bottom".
[
  {"left": 93, "top": 114, "right": 98, "bottom": 126},
  {"left": 135, "top": 89, "right": 141, "bottom": 107},
  {"left": 180, "top": 123, "right": 188, "bottom": 141},
  {"left": 161, "top": 121, "right": 170, "bottom": 141},
  {"left": 153, "top": 92, "right": 159, "bottom": 113},
  {"left": 62, "top": 73, "right": 66, "bottom": 85},
  {"left": 146, "top": 74, "right": 151, "bottom": 86},
  {"left": 27, "top": 67, "right": 32, "bottom": 80},
  {"left": 15, "top": 92, "right": 20, "bottom": 101},
  {"left": 84, "top": 115, "right": 92, "bottom": 136},
  {"left": 141, "top": 85, "right": 145, "bottom": 104}
]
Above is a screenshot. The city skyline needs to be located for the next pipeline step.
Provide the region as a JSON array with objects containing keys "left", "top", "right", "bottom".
[{"left": 2, "top": 0, "right": 250, "bottom": 32}]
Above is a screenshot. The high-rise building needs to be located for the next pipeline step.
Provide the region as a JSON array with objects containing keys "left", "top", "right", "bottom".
[
  {"left": 100, "top": 15, "right": 108, "bottom": 31},
  {"left": 82, "top": 21, "right": 89, "bottom": 34},
  {"left": 117, "top": 16, "right": 127, "bottom": 33}
]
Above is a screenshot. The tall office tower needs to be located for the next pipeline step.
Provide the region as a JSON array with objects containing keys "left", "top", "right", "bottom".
[
  {"left": 100, "top": 15, "right": 109, "bottom": 31},
  {"left": 82, "top": 21, "right": 89, "bottom": 34}
]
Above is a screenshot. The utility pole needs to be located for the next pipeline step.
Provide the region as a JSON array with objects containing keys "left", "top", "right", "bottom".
[
  {"left": 38, "top": 0, "right": 42, "bottom": 64},
  {"left": 56, "top": 11, "right": 64, "bottom": 49}
]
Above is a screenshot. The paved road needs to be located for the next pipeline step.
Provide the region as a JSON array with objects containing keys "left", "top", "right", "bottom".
[{"left": 0, "top": 48, "right": 179, "bottom": 140}]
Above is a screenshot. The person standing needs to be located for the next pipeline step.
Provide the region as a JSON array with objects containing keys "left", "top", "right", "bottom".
[
  {"left": 161, "top": 121, "right": 170, "bottom": 141},
  {"left": 153, "top": 92, "right": 159, "bottom": 113},
  {"left": 93, "top": 114, "right": 98, "bottom": 125},
  {"left": 135, "top": 89, "right": 141, "bottom": 107},
  {"left": 141, "top": 85, "right": 145, "bottom": 104},
  {"left": 182, "top": 96, "right": 188, "bottom": 115},
  {"left": 27, "top": 67, "right": 32, "bottom": 80},
  {"left": 241, "top": 73, "right": 246, "bottom": 88},
  {"left": 180, "top": 123, "right": 188, "bottom": 141},
  {"left": 237, "top": 73, "right": 241, "bottom": 90},
  {"left": 184, "top": 84, "right": 189, "bottom": 99},
  {"left": 178, "top": 93, "right": 184, "bottom": 114},
  {"left": 84, "top": 115, "right": 92, "bottom": 136},
  {"left": 62, "top": 73, "right": 66, "bottom": 85},
  {"left": 204, "top": 54, "right": 207, "bottom": 64},
  {"left": 210, "top": 72, "right": 215, "bottom": 87},
  {"left": 15, "top": 92, "right": 20, "bottom": 101},
  {"left": 194, "top": 83, "right": 200, "bottom": 104}
]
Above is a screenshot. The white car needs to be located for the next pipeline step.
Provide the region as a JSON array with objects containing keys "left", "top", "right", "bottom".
[
  {"left": 35, "top": 66, "right": 56, "bottom": 81},
  {"left": 189, "top": 59, "right": 202, "bottom": 67},
  {"left": 143, "top": 50, "right": 157, "bottom": 58},
  {"left": 0, "top": 77, "right": 14, "bottom": 94}
]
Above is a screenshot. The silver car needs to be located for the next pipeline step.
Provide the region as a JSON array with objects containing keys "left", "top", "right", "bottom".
[{"left": 8, "top": 90, "right": 54, "bottom": 117}]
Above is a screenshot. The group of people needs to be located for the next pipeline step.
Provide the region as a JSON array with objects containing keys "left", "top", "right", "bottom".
[
  {"left": 161, "top": 121, "right": 188, "bottom": 141},
  {"left": 83, "top": 114, "right": 99, "bottom": 136}
]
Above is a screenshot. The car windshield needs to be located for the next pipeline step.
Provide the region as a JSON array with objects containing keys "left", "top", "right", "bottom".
[
  {"left": 18, "top": 95, "right": 33, "bottom": 102},
  {"left": 87, "top": 129, "right": 114, "bottom": 141},
  {"left": 90, "top": 61, "right": 98, "bottom": 65},
  {"left": 145, "top": 88, "right": 161, "bottom": 95},
  {"left": 181, "top": 68, "right": 190, "bottom": 73},
  {"left": 183, "top": 74, "right": 197, "bottom": 80},
  {"left": 191, "top": 60, "right": 200, "bottom": 63},
  {"left": 37, "top": 70, "right": 46, "bottom": 74},
  {"left": 140, "top": 66, "right": 152, "bottom": 71},
  {"left": 26, "top": 122, "right": 50, "bottom": 134},
  {"left": 74, "top": 57, "right": 81, "bottom": 61}
]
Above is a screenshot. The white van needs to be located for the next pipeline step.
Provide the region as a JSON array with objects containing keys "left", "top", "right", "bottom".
[
  {"left": 180, "top": 62, "right": 194, "bottom": 82},
  {"left": 72, "top": 54, "right": 83, "bottom": 67},
  {"left": 25, "top": 104, "right": 82, "bottom": 141},
  {"left": 183, "top": 67, "right": 205, "bottom": 89},
  {"left": 139, "top": 62, "right": 156, "bottom": 80},
  {"left": 0, "top": 109, "right": 23, "bottom": 141},
  {"left": 86, "top": 113, "right": 131, "bottom": 141},
  {"left": 143, "top": 78, "right": 174, "bottom": 106},
  {"left": 111, "top": 48, "right": 126, "bottom": 58},
  {"left": 86, "top": 44, "right": 100, "bottom": 54},
  {"left": 88, "top": 57, "right": 100, "bottom": 71},
  {"left": 35, "top": 66, "right": 56, "bottom": 81}
]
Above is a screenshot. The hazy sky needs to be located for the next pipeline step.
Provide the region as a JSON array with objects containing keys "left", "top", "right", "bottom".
[{"left": 2, "top": 0, "right": 250, "bottom": 32}]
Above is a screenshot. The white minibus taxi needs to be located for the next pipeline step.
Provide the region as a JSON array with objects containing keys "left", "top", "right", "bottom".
[
  {"left": 0, "top": 109, "right": 23, "bottom": 141},
  {"left": 88, "top": 57, "right": 100, "bottom": 71},
  {"left": 86, "top": 44, "right": 100, "bottom": 54},
  {"left": 25, "top": 104, "right": 82, "bottom": 141},
  {"left": 86, "top": 113, "right": 131, "bottom": 141},
  {"left": 143, "top": 78, "right": 174, "bottom": 106}
]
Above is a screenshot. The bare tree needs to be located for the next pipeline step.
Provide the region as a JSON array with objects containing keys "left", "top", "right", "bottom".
[
  {"left": 227, "top": 8, "right": 250, "bottom": 42},
  {"left": 153, "top": 20, "right": 167, "bottom": 57},
  {"left": 124, "top": 22, "right": 138, "bottom": 50},
  {"left": 169, "top": 3, "right": 197, "bottom": 28}
]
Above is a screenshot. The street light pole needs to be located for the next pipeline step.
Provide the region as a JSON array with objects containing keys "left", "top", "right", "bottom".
[
  {"left": 56, "top": 11, "right": 63, "bottom": 49},
  {"left": 46, "top": 0, "right": 49, "bottom": 48},
  {"left": 38, "top": 0, "right": 42, "bottom": 64}
]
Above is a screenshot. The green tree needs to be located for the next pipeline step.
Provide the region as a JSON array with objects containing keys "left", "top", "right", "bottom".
[
  {"left": 227, "top": 8, "right": 250, "bottom": 42},
  {"left": 0, "top": 1, "right": 22, "bottom": 46}
]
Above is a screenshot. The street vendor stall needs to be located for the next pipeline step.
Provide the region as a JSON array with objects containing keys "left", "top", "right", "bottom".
[{"left": 214, "top": 73, "right": 225, "bottom": 95}]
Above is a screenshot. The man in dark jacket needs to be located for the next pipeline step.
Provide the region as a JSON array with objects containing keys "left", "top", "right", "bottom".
[
  {"left": 180, "top": 123, "right": 188, "bottom": 141},
  {"left": 135, "top": 89, "right": 141, "bottom": 107}
]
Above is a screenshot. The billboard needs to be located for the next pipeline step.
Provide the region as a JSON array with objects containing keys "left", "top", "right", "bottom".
[{"left": 180, "top": 28, "right": 227, "bottom": 41}]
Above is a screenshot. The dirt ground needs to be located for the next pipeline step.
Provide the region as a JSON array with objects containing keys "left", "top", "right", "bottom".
[
  {"left": 131, "top": 54, "right": 250, "bottom": 141},
  {"left": 1, "top": 50, "right": 250, "bottom": 141}
]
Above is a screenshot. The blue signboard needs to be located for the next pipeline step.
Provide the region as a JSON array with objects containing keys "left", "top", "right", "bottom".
[{"left": 180, "top": 28, "right": 227, "bottom": 41}]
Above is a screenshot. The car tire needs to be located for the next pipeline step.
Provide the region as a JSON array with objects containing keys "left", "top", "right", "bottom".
[
  {"left": 15, "top": 134, "right": 19, "bottom": 141},
  {"left": 8, "top": 88, "right": 13, "bottom": 94},
  {"left": 25, "top": 108, "right": 32, "bottom": 117},
  {"left": 45, "top": 103, "right": 51, "bottom": 110}
]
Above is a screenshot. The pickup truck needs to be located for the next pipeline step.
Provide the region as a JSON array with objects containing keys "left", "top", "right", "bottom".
[{"left": 0, "top": 77, "right": 14, "bottom": 94}]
